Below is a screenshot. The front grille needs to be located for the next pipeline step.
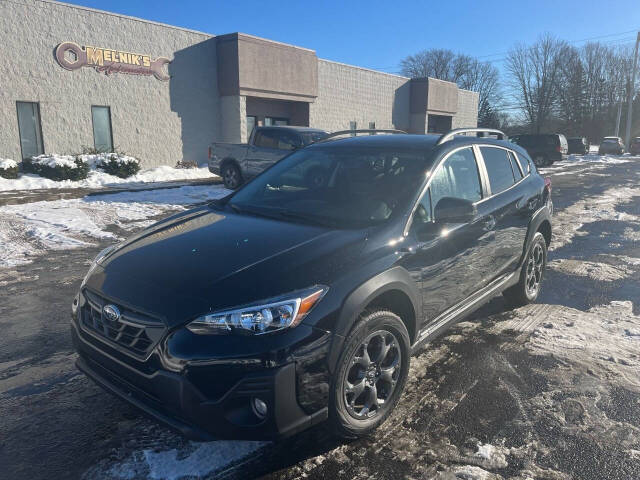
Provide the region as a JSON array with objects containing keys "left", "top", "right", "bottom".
[{"left": 80, "top": 289, "right": 165, "bottom": 358}]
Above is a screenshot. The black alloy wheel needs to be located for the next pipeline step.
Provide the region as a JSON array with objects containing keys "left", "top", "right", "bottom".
[
  {"left": 525, "top": 242, "right": 545, "bottom": 298},
  {"left": 343, "top": 329, "right": 402, "bottom": 419},
  {"left": 503, "top": 231, "right": 547, "bottom": 306},
  {"left": 329, "top": 310, "right": 410, "bottom": 439}
]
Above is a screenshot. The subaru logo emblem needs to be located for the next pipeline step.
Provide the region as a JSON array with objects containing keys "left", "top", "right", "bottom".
[{"left": 103, "top": 304, "right": 121, "bottom": 322}]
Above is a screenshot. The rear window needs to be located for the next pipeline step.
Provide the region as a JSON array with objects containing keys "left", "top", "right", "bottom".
[
  {"left": 509, "top": 151, "right": 524, "bottom": 179},
  {"left": 480, "top": 147, "right": 516, "bottom": 194}
]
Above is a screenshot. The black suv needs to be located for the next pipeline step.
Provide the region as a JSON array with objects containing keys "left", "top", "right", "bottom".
[
  {"left": 510, "top": 133, "right": 568, "bottom": 166},
  {"left": 567, "top": 137, "right": 589, "bottom": 155},
  {"left": 71, "top": 128, "right": 552, "bottom": 440}
]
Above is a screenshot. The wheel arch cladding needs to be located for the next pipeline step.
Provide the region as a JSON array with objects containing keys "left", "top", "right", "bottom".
[
  {"left": 327, "top": 267, "right": 420, "bottom": 373},
  {"left": 537, "top": 219, "right": 551, "bottom": 247}
]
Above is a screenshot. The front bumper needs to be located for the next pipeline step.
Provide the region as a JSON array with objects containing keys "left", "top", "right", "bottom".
[{"left": 71, "top": 305, "right": 330, "bottom": 440}]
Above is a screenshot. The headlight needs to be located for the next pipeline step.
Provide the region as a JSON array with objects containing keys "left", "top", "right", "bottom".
[
  {"left": 187, "top": 287, "right": 327, "bottom": 335},
  {"left": 82, "top": 244, "right": 118, "bottom": 285}
]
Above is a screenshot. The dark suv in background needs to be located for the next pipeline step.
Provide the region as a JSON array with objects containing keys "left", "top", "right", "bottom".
[
  {"left": 72, "top": 128, "right": 552, "bottom": 441},
  {"left": 630, "top": 137, "right": 640, "bottom": 155},
  {"left": 567, "top": 137, "right": 589, "bottom": 155},
  {"left": 510, "top": 133, "right": 568, "bottom": 166}
]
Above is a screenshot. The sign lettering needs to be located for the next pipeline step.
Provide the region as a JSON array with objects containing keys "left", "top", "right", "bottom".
[{"left": 55, "top": 42, "right": 170, "bottom": 81}]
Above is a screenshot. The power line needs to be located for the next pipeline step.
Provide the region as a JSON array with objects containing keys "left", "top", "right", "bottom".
[{"left": 476, "top": 29, "right": 640, "bottom": 59}]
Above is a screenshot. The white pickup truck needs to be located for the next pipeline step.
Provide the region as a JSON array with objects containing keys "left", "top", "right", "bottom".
[{"left": 208, "top": 126, "right": 327, "bottom": 189}]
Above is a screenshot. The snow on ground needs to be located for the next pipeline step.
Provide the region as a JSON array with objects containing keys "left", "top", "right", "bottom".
[
  {"left": 550, "top": 184, "right": 640, "bottom": 250},
  {"left": 0, "top": 166, "right": 217, "bottom": 192},
  {"left": 104, "top": 441, "right": 267, "bottom": 480},
  {"left": 538, "top": 152, "right": 637, "bottom": 177},
  {"left": 547, "top": 258, "right": 634, "bottom": 281},
  {"left": 0, "top": 185, "right": 230, "bottom": 268}
]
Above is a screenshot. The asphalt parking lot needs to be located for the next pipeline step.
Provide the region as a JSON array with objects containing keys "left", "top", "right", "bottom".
[{"left": 1, "top": 156, "right": 640, "bottom": 480}]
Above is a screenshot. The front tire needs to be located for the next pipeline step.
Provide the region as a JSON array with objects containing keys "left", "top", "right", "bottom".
[
  {"left": 329, "top": 310, "right": 410, "bottom": 439},
  {"left": 503, "top": 232, "right": 547, "bottom": 307},
  {"left": 221, "top": 163, "right": 242, "bottom": 189}
]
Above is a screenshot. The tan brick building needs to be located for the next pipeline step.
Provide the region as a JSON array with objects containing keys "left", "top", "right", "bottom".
[{"left": 0, "top": 0, "right": 479, "bottom": 167}]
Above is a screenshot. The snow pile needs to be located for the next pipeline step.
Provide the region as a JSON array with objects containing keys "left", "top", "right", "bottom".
[
  {"left": 0, "top": 159, "right": 18, "bottom": 169},
  {"left": 0, "top": 166, "right": 216, "bottom": 192},
  {"left": 30, "top": 154, "right": 83, "bottom": 169},
  {"left": 0, "top": 184, "right": 230, "bottom": 268}
]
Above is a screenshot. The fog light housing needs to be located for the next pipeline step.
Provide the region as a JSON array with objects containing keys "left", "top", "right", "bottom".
[{"left": 251, "top": 397, "right": 268, "bottom": 419}]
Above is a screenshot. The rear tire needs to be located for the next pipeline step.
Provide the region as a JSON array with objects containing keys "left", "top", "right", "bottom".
[
  {"left": 329, "top": 310, "right": 410, "bottom": 439},
  {"left": 221, "top": 163, "right": 242, "bottom": 189},
  {"left": 503, "top": 232, "right": 547, "bottom": 307},
  {"left": 533, "top": 155, "right": 549, "bottom": 168}
]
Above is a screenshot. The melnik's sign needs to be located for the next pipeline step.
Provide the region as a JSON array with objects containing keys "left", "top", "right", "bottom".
[{"left": 55, "top": 42, "right": 170, "bottom": 81}]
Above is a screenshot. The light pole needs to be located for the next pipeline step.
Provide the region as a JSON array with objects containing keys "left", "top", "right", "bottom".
[{"left": 624, "top": 32, "right": 640, "bottom": 149}]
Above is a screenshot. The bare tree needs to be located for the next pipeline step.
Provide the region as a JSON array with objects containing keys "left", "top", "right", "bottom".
[
  {"left": 400, "top": 48, "right": 501, "bottom": 127},
  {"left": 506, "top": 35, "right": 568, "bottom": 133}
]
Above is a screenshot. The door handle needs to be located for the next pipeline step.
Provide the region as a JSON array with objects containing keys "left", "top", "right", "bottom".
[{"left": 483, "top": 216, "right": 496, "bottom": 231}]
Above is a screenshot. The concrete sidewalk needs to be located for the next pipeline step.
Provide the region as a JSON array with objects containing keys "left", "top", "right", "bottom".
[{"left": 0, "top": 176, "right": 222, "bottom": 206}]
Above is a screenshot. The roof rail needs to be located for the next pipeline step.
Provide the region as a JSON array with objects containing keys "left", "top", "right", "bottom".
[
  {"left": 316, "top": 129, "right": 407, "bottom": 143},
  {"left": 436, "top": 128, "right": 507, "bottom": 146}
]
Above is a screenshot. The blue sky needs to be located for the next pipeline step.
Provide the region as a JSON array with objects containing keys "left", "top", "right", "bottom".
[{"left": 65, "top": 0, "right": 639, "bottom": 75}]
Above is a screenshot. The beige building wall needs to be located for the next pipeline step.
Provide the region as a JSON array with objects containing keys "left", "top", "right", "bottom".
[
  {"left": 0, "top": 0, "right": 219, "bottom": 167},
  {"left": 310, "top": 60, "right": 412, "bottom": 133},
  {"left": 452, "top": 90, "right": 480, "bottom": 129}
]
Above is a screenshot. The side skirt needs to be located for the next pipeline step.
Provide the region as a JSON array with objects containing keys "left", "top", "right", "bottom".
[{"left": 411, "top": 270, "right": 518, "bottom": 354}]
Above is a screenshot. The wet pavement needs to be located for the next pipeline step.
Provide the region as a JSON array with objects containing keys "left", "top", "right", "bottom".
[{"left": 1, "top": 157, "right": 640, "bottom": 480}]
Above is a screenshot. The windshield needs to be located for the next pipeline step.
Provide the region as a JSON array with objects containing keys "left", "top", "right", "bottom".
[
  {"left": 228, "top": 146, "right": 429, "bottom": 228},
  {"left": 299, "top": 131, "right": 328, "bottom": 145}
]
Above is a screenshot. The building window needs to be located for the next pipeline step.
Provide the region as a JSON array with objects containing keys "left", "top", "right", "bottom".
[
  {"left": 369, "top": 122, "right": 376, "bottom": 134},
  {"left": 247, "top": 116, "right": 257, "bottom": 139},
  {"left": 91, "top": 106, "right": 113, "bottom": 152},
  {"left": 265, "top": 117, "right": 288, "bottom": 126},
  {"left": 16, "top": 101, "right": 44, "bottom": 160},
  {"left": 350, "top": 121, "right": 357, "bottom": 136}
]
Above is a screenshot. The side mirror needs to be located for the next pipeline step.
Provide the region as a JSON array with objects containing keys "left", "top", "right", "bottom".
[{"left": 434, "top": 197, "right": 477, "bottom": 224}]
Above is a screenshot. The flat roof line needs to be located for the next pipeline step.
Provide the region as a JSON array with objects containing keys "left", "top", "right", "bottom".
[
  {"left": 37, "top": 0, "right": 214, "bottom": 37},
  {"left": 318, "top": 58, "right": 409, "bottom": 80}
]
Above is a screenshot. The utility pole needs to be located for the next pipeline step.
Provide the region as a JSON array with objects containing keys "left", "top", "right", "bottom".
[
  {"left": 624, "top": 32, "right": 640, "bottom": 149},
  {"left": 615, "top": 98, "right": 622, "bottom": 137}
]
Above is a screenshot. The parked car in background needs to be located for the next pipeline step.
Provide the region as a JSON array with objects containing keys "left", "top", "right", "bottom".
[
  {"left": 567, "top": 137, "right": 589, "bottom": 155},
  {"left": 509, "top": 133, "right": 568, "bottom": 167},
  {"left": 598, "top": 137, "right": 625, "bottom": 155},
  {"left": 629, "top": 137, "right": 640, "bottom": 155},
  {"left": 209, "top": 126, "right": 328, "bottom": 189},
  {"left": 72, "top": 128, "right": 553, "bottom": 441}
]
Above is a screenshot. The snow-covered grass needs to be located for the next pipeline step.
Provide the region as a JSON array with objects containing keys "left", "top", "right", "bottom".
[
  {"left": 0, "top": 165, "right": 216, "bottom": 192},
  {"left": 0, "top": 184, "right": 230, "bottom": 268}
]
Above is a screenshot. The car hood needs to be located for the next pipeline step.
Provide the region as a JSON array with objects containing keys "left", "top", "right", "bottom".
[{"left": 85, "top": 206, "right": 367, "bottom": 327}]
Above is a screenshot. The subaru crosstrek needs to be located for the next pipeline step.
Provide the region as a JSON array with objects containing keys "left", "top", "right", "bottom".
[{"left": 71, "top": 128, "right": 552, "bottom": 440}]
